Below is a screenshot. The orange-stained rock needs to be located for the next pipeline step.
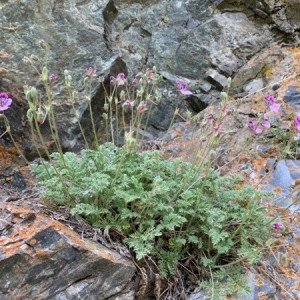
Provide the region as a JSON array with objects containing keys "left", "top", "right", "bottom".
[{"left": 0, "top": 204, "right": 136, "bottom": 300}]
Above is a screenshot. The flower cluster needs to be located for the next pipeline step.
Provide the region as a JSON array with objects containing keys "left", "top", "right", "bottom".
[
  {"left": 247, "top": 94, "right": 280, "bottom": 135},
  {"left": 110, "top": 72, "right": 126, "bottom": 86},
  {"left": 0, "top": 92, "right": 12, "bottom": 111}
]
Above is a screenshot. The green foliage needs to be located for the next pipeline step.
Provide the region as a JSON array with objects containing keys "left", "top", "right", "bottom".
[
  {"left": 30, "top": 142, "right": 271, "bottom": 296},
  {"left": 200, "top": 265, "right": 251, "bottom": 299},
  {"left": 263, "top": 121, "right": 300, "bottom": 159}
]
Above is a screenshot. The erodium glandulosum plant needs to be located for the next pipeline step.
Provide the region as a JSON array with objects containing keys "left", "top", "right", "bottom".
[{"left": 3, "top": 40, "right": 292, "bottom": 298}]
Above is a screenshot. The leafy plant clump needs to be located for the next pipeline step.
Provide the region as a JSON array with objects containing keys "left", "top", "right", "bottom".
[{"left": 31, "top": 143, "right": 271, "bottom": 295}]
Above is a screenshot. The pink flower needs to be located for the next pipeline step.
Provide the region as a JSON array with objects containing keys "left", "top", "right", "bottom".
[
  {"left": 137, "top": 101, "right": 147, "bottom": 112},
  {"left": 86, "top": 67, "right": 96, "bottom": 77},
  {"left": 145, "top": 68, "right": 154, "bottom": 81},
  {"left": 273, "top": 223, "right": 282, "bottom": 230},
  {"left": 175, "top": 80, "right": 193, "bottom": 96},
  {"left": 265, "top": 94, "right": 280, "bottom": 113},
  {"left": 213, "top": 123, "right": 221, "bottom": 132},
  {"left": 0, "top": 92, "right": 12, "bottom": 111},
  {"left": 49, "top": 73, "right": 58, "bottom": 81},
  {"left": 294, "top": 115, "right": 300, "bottom": 131}
]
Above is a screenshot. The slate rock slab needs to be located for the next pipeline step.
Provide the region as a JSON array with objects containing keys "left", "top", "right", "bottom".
[{"left": 0, "top": 204, "right": 136, "bottom": 300}]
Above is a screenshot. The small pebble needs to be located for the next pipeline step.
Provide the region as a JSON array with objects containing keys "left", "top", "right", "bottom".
[{"left": 272, "top": 83, "right": 280, "bottom": 90}]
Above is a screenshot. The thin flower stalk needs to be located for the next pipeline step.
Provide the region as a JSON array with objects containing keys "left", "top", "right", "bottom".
[
  {"left": 85, "top": 68, "right": 99, "bottom": 148},
  {"left": 66, "top": 86, "right": 89, "bottom": 148}
]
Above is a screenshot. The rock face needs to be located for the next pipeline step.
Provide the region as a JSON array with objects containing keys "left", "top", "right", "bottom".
[
  {"left": 1, "top": 0, "right": 299, "bottom": 154},
  {"left": 0, "top": 204, "right": 136, "bottom": 300}
]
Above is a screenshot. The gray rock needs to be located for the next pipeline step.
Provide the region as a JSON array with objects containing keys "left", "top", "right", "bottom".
[
  {"left": 283, "top": 86, "right": 300, "bottom": 110},
  {"left": 0, "top": 205, "right": 136, "bottom": 300},
  {"left": 0, "top": 0, "right": 295, "bottom": 153},
  {"left": 206, "top": 68, "right": 228, "bottom": 90},
  {"left": 243, "top": 78, "right": 264, "bottom": 93}
]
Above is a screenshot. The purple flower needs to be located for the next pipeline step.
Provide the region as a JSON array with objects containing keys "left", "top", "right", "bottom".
[
  {"left": 207, "top": 113, "right": 214, "bottom": 120},
  {"left": 175, "top": 80, "right": 193, "bottom": 96},
  {"left": 248, "top": 119, "right": 263, "bottom": 134},
  {"left": 86, "top": 67, "right": 96, "bottom": 77},
  {"left": 265, "top": 94, "right": 280, "bottom": 113},
  {"left": 0, "top": 92, "right": 12, "bottom": 111},
  {"left": 132, "top": 78, "right": 138, "bottom": 85},
  {"left": 117, "top": 73, "right": 126, "bottom": 85},
  {"left": 123, "top": 99, "right": 132, "bottom": 108},
  {"left": 294, "top": 115, "right": 300, "bottom": 131},
  {"left": 273, "top": 223, "right": 282, "bottom": 230},
  {"left": 261, "top": 115, "right": 271, "bottom": 129},
  {"left": 110, "top": 73, "right": 126, "bottom": 86},
  {"left": 49, "top": 73, "right": 58, "bottom": 81},
  {"left": 247, "top": 115, "right": 270, "bottom": 135}
]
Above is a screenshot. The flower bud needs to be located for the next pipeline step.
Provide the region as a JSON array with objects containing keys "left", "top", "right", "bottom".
[
  {"left": 83, "top": 77, "right": 89, "bottom": 87},
  {"left": 26, "top": 109, "right": 34, "bottom": 122},
  {"left": 119, "top": 90, "right": 125, "bottom": 101},
  {"left": 102, "top": 112, "right": 108, "bottom": 120},
  {"left": 227, "top": 77, "right": 232, "bottom": 88},
  {"left": 22, "top": 56, "right": 31, "bottom": 64},
  {"left": 39, "top": 39, "right": 47, "bottom": 49},
  {"left": 72, "top": 91, "right": 78, "bottom": 99},
  {"left": 30, "top": 54, "right": 39, "bottom": 61},
  {"left": 104, "top": 103, "right": 109, "bottom": 111},
  {"left": 185, "top": 111, "right": 192, "bottom": 121},
  {"left": 41, "top": 66, "right": 48, "bottom": 82},
  {"left": 98, "top": 76, "right": 105, "bottom": 83},
  {"left": 36, "top": 107, "right": 45, "bottom": 124},
  {"left": 65, "top": 73, "right": 72, "bottom": 88},
  {"left": 137, "top": 88, "right": 144, "bottom": 98},
  {"left": 220, "top": 92, "right": 228, "bottom": 102},
  {"left": 26, "top": 87, "right": 38, "bottom": 107},
  {"left": 154, "top": 74, "right": 162, "bottom": 84}
]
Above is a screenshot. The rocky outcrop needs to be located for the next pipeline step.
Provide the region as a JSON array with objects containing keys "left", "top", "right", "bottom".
[
  {"left": 1, "top": 0, "right": 299, "bottom": 155},
  {"left": 0, "top": 204, "right": 136, "bottom": 300}
]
